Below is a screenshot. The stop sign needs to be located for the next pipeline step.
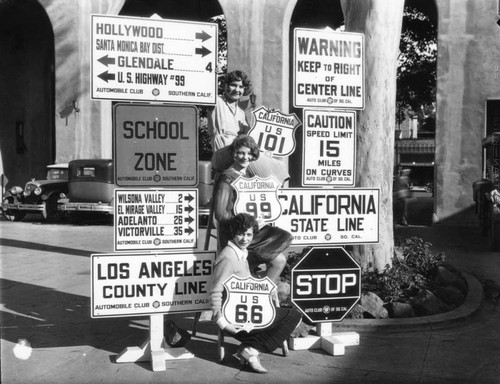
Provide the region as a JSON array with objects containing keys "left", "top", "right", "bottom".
[{"left": 291, "top": 247, "right": 361, "bottom": 322}]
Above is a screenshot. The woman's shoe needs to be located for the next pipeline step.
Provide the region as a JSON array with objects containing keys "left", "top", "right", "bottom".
[{"left": 235, "top": 346, "right": 268, "bottom": 373}]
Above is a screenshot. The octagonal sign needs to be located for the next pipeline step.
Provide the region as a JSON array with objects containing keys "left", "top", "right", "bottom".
[{"left": 291, "top": 246, "right": 361, "bottom": 322}]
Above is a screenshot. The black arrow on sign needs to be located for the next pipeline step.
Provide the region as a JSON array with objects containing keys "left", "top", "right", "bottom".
[
  {"left": 185, "top": 216, "right": 194, "bottom": 224},
  {"left": 184, "top": 205, "right": 194, "bottom": 214},
  {"left": 184, "top": 194, "right": 194, "bottom": 203},
  {"left": 195, "top": 46, "right": 211, "bottom": 57},
  {"left": 98, "top": 71, "right": 115, "bottom": 83},
  {"left": 98, "top": 55, "right": 115, "bottom": 67},
  {"left": 184, "top": 226, "right": 194, "bottom": 235},
  {"left": 195, "top": 30, "right": 211, "bottom": 42}
]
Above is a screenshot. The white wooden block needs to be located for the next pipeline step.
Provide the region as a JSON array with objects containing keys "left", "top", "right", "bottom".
[
  {"left": 151, "top": 350, "right": 166, "bottom": 372},
  {"left": 288, "top": 335, "right": 321, "bottom": 350},
  {"left": 330, "top": 332, "right": 360, "bottom": 346},
  {"left": 321, "top": 336, "right": 345, "bottom": 356},
  {"left": 163, "top": 348, "right": 195, "bottom": 360},
  {"left": 317, "top": 322, "right": 332, "bottom": 336}
]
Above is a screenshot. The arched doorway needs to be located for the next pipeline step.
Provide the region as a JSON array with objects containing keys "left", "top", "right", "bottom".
[
  {"left": 0, "top": 0, "right": 55, "bottom": 187},
  {"left": 395, "top": 0, "right": 437, "bottom": 179},
  {"left": 119, "top": 0, "right": 222, "bottom": 22}
]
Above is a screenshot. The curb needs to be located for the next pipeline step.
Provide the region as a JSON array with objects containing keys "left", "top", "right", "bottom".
[{"left": 332, "top": 272, "right": 483, "bottom": 330}]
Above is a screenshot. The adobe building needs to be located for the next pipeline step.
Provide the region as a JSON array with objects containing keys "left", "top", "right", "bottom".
[{"left": 1, "top": 0, "right": 499, "bottom": 225}]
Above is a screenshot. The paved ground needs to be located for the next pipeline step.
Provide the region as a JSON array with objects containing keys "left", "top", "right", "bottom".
[{"left": 0, "top": 201, "right": 499, "bottom": 384}]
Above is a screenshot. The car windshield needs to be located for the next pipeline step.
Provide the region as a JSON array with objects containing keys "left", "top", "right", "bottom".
[{"left": 47, "top": 168, "right": 69, "bottom": 180}]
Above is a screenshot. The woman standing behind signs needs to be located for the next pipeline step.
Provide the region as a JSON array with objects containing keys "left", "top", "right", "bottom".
[
  {"left": 212, "top": 135, "right": 292, "bottom": 283},
  {"left": 208, "top": 70, "right": 251, "bottom": 151},
  {"left": 208, "top": 70, "right": 289, "bottom": 183},
  {"left": 209, "top": 213, "right": 302, "bottom": 373}
]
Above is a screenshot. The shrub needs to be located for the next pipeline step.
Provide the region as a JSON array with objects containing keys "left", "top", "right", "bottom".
[
  {"left": 363, "top": 261, "right": 427, "bottom": 303},
  {"left": 400, "top": 237, "right": 445, "bottom": 277},
  {"left": 362, "top": 237, "right": 445, "bottom": 303}
]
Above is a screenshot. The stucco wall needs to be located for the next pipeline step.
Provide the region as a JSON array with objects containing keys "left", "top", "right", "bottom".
[
  {"left": 39, "top": 0, "right": 124, "bottom": 163},
  {"left": 219, "top": 0, "right": 295, "bottom": 111},
  {"left": 434, "top": 0, "right": 500, "bottom": 223}
]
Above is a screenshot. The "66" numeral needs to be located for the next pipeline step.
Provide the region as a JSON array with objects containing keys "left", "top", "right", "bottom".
[{"left": 235, "top": 304, "right": 263, "bottom": 324}]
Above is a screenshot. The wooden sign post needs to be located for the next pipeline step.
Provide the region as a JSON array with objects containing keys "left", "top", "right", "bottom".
[{"left": 116, "top": 314, "right": 194, "bottom": 371}]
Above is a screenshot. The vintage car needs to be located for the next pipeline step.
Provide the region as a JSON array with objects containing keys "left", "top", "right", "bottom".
[
  {"left": 2, "top": 163, "right": 69, "bottom": 222},
  {"left": 57, "top": 159, "right": 214, "bottom": 225},
  {"left": 58, "top": 159, "right": 115, "bottom": 219}
]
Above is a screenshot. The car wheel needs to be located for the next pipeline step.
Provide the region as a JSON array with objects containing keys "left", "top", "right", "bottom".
[
  {"left": 42, "top": 195, "right": 64, "bottom": 223},
  {"left": 2, "top": 197, "right": 26, "bottom": 222}
]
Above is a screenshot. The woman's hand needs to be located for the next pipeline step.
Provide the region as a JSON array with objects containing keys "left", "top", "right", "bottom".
[
  {"left": 256, "top": 216, "right": 266, "bottom": 229},
  {"left": 222, "top": 323, "right": 245, "bottom": 335},
  {"left": 263, "top": 150, "right": 274, "bottom": 158}
]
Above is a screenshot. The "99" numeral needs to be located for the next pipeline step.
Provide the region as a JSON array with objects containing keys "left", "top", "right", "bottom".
[{"left": 246, "top": 202, "right": 272, "bottom": 219}]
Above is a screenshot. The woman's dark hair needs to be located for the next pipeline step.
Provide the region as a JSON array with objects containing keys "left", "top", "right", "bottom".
[
  {"left": 228, "top": 213, "right": 259, "bottom": 238},
  {"left": 230, "top": 135, "right": 260, "bottom": 161},
  {"left": 224, "top": 70, "right": 251, "bottom": 90}
]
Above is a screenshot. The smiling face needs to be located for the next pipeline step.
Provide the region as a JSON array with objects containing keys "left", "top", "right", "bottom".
[
  {"left": 224, "top": 79, "right": 245, "bottom": 102},
  {"left": 232, "top": 145, "right": 255, "bottom": 171},
  {"left": 232, "top": 227, "right": 254, "bottom": 250}
]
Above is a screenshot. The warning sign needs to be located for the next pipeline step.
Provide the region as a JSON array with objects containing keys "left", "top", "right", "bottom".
[
  {"left": 274, "top": 188, "right": 379, "bottom": 245},
  {"left": 291, "top": 247, "right": 361, "bottom": 322},
  {"left": 91, "top": 14, "right": 217, "bottom": 104},
  {"left": 293, "top": 28, "right": 364, "bottom": 109},
  {"left": 302, "top": 109, "right": 356, "bottom": 186},
  {"left": 91, "top": 251, "right": 215, "bottom": 318},
  {"left": 114, "top": 189, "right": 197, "bottom": 251}
]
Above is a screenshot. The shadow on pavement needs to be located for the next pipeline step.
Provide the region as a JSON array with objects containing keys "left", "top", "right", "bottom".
[
  {"left": 406, "top": 194, "right": 434, "bottom": 226},
  {"left": 0, "top": 278, "right": 148, "bottom": 353},
  {"left": 0, "top": 238, "right": 92, "bottom": 258}
]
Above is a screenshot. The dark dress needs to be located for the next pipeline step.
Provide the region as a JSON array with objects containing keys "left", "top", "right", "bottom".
[{"left": 234, "top": 307, "right": 302, "bottom": 352}]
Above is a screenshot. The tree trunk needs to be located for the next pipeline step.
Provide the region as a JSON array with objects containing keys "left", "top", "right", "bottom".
[{"left": 341, "top": 0, "right": 404, "bottom": 271}]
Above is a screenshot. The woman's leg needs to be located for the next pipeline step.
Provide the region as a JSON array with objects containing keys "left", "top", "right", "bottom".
[{"left": 265, "top": 253, "right": 286, "bottom": 283}]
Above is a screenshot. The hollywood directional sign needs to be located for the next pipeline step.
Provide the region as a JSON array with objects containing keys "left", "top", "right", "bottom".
[
  {"left": 303, "top": 109, "right": 356, "bottom": 186},
  {"left": 294, "top": 28, "right": 364, "bottom": 109},
  {"left": 248, "top": 106, "right": 301, "bottom": 157},
  {"left": 91, "top": 14, "right": 217, "bottom": 104},
  {"left": 291, "top": 247, "right": 361, "bottom": 322},
  {"left": 113, "top": 103, "right": 198, "bottom": 187},
  {"left": 274, "top": 188, "right": 379, "bottom": 245},
  {"left": 114, "top": 189, "right": 197, "bottom": 251},
  {"left": 91, "top": 251, "right": 215, "bottom": 318}
]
